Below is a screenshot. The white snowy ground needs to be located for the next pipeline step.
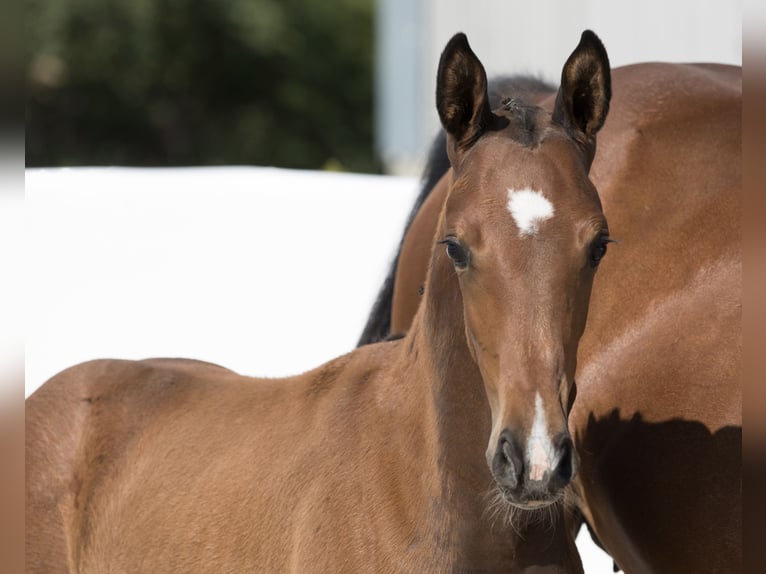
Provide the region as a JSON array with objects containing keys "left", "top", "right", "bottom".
[{"left": 26, "top": 167, "right": 614, "bottom": 572}]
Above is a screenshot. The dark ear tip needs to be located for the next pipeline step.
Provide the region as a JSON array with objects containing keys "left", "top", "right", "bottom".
[
  {"left": 553, "top": 29, "right": 612, "bottom": 145},
  {"left": 444, "top": 32, "right": 470, "bottom": 54},
  {"left": 449, "top": 32, "right": 469, "bottom": 44},
  {"left": 438, "top": 33, "right": 474, "bottom": 76},
  {"left": 580, "top": 29, "right": 599, "bottom": 43},
  {"left": 578, "top": 30, "right": 609, "bottom": 61},
  {"left": 570, "top": 30, "right": 611, "bottom": 96}
]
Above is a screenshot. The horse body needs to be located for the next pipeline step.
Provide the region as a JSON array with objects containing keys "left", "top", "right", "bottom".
[
  {"left": 26, "top": 32, "right": 614, "bottom": 573},
  {"left": 373, "top": 61, "right": 741, "bottom": 572},
  {"left": 27, "top": 350, "right": 523, "bottom": 573}
]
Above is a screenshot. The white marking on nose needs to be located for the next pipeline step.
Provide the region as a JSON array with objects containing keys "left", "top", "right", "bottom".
[
  {"left": 528, "top": 392, "right": 555, "bottom": 482},
  {"left": 507, "top": 188, "right": 554, "bottom": 236}
]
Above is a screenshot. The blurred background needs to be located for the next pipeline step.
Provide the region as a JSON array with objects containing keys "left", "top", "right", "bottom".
[
  {"left": 25, "top": 0, "right": 741, "bottom": 175},
  {"left": 26, "top": 0, "right": 380, "bottom": 172}
]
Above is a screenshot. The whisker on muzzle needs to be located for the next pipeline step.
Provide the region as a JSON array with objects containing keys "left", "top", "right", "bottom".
[{"left": 482, "top": 481, "right": 566, "bottom": 536}]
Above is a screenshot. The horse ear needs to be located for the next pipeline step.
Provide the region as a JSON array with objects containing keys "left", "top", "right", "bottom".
[
  {"left": 436, "top": 33, "right": 499, "bottom": 164},
  {"left": 552, "top": 30, "right": 611, "bottom": 164}
]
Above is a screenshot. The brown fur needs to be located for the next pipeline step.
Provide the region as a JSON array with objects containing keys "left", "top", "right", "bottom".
[
  {"left": 386, "top": 62, "right": 742, "bottom": 572},
  {"left": 25, "top": 33, "right": 616, "bottom": 573}
]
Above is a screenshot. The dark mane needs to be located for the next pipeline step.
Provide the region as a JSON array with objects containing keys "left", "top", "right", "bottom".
[
  {"left": 499, "top": 99, "right": 549, "bottom": 148},
  {"left": 357, "top": 75, "right": 556, "bottom": 346}
]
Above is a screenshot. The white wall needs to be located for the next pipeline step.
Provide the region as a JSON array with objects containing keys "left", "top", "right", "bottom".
[
  {"left": 377, "top": 0, "right": 742, "bottom": 174},
  {"left": 26, "top": 168, "right": 418, "bottom": 393}
]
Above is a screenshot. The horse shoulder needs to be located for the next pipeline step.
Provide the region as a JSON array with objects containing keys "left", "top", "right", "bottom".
[{"left": 571, "top": 257, "right": 741, "bottom": 573}]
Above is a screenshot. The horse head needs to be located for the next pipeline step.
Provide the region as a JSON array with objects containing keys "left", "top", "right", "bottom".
[{"left": 432, "top": 31, "right": 611, "bottom": 509}]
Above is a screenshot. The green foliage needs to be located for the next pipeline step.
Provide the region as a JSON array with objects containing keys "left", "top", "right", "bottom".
[{"left": 26, "top": 0, "right": 379, "bottom": 172}]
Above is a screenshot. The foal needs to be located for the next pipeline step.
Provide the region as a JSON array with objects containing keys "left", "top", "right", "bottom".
[{"left": 26, "top": 32, "right": 610, "bottom": 573}]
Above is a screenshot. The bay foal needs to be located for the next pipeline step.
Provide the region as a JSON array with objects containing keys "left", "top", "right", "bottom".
[{"left": 26, "top": 32, "right": 611, "bottom": 573}]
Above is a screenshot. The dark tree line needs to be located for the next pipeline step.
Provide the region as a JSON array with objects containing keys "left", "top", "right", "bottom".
[{"left": 26, "top": 0, "right": 379, "bottom": 172}]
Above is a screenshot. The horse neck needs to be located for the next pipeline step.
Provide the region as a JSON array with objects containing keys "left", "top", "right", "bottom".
[{"left": 400, "top": 237, "right": 494, "bottom": 514}]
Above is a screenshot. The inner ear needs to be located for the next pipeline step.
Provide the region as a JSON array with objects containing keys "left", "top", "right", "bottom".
[
  {"left": 436, "top": 33, "right": 503, "bottom": 159},
  {"left": 552, "top": 30, "right": 611, "bottom": 147}
]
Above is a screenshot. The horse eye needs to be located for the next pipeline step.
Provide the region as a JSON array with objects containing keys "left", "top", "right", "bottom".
[
  {"left": 441, "top": 238, "right": 469, "bottom": 269},
  {"left": 590, "top": 238, "right": 609, "bottom": 266}
]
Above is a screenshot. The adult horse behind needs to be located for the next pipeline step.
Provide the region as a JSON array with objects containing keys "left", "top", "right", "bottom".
[
  {"left": 26, "top": 32, "right": 613, "bottom": 573},
  {"left": 359, "top": 39, "right": 742, "bottom": 574}
]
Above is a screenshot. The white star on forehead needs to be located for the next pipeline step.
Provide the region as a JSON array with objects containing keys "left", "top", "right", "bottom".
[{"left": 507, "top": 188, "right": 554, "bottom": 236}]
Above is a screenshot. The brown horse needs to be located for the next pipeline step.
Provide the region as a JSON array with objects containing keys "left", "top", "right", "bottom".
[
  {"left": 360, "top": 46, "right": 742, "bottom": 574},
  {"left": 26, "top": 32, "right": 613, "bottom": 573}
]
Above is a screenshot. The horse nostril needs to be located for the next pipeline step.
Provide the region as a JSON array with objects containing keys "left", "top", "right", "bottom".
[
  {"left": 493, "top": 431, "right": 523, "bottom": 491},
  {"left": 502, "top": 438, "right": 514, "bottom": 463}
]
